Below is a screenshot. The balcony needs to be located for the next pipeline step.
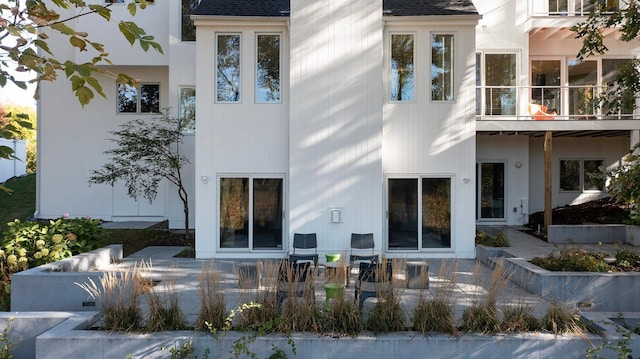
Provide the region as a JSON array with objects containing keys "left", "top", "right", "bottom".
[
  {"left": 529, "top": 0, "right": 620, "bottom": 17},
  {"left": 476, "top": 85, "right": 637, "bottom": 122}
]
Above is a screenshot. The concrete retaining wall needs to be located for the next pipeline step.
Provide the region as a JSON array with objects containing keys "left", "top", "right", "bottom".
[
  {"left": 0, "top": 312, "right": 72, "bottom": 359},
  {"left": 10, "top": 245, "right": 123, "bottom": 312},
  {"left": 548, "top": 224, "right": 637, "bottom": 244},
  {"left": 33, "top": 312, "right": 640, "bottom": 359}
]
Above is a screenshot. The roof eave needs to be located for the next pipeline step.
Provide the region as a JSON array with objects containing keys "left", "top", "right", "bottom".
[
  {"left": 192, "top": 15, "right": 289, "bottom": 26},
  {"left": 383, "top": 14, "right": 482, "bottom": 25}
]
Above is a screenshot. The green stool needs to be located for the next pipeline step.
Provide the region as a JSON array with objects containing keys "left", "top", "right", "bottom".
[
  {"left": 323, "top": 283, "right": 345, "bottom": 309},
  {"left": 325, "top": 253, "right": 341, "bottom": 263}
]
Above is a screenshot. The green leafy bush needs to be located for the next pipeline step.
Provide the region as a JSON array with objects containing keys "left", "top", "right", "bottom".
[
  {"left": 615, "top": 249, "right": 640, "bottom": 270},
  {"left": 475, "top": 230, "right": 510, "bottom": 247},
  {"left": 531, "top": 248, "right": 611, "bottom": 272},
  {"left": 0, "top": 217, "right": 105, "bottom": 310},
  {"left": 0, "top": 217, "right": 105, "bottom": 272}
]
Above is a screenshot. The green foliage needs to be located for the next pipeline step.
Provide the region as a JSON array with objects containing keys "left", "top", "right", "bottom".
[
  {"left": 0, "top": 0, "right": 163, "bottom": 107},
  {"left": 531, "top": 248, "right": 611, "bottom": 272},
  {"left": 475, "top": 230, "right": 510, "bottom": 247},
  {"left": 0, "top": 174, "right": 36, "bottom": 231},
  {"left": 615, "top": 249, "right": 640, "bottom": 270},
  {"left": 0, "top": 319, "right": 20, "bottom": 359},
  {"left": 89, "top": 111, "right": 191, "bottom": 239},
  {"left": 1, "top": 217, "right": 105, "bottom": 272},
  {"left": 571, "top": 1, "right": 640, "bottom": 112},
  {"left": 609, "top": 143, "right": 640, "bottom": 223},
  {"left": 366, "top": 295, "right": 406, "bottom": 334}
]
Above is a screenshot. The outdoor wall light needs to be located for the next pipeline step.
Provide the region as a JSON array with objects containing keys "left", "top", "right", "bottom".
[
  {"left": 200, "top": 176, "right": 209, "bottom": 184},
  {"left": 514, "top": 161, "right": 523, "bottom": 169}
]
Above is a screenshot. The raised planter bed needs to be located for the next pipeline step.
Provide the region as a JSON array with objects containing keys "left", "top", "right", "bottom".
[
  {"left": 10, "top": 245, "right": 123, "bottom": 312},
  {"left": 33, "top": 312, "right": 636, "bottom": 359},
  {"left": 548, "top": 224, "right": 640, "bottom": 245},
  {"left": 478, "top": 243, "right": 640, "bottom": 311}
]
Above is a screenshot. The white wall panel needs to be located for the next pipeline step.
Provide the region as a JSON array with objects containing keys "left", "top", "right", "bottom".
[
  {"left": 289, "top": 0, "right": 384, "bottom": 255},
  {"left": 528, "top": 136, "right": 630, "bottom": 213}
]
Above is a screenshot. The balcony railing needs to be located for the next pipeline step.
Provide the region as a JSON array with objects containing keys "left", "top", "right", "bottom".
[
  {"left": 476, "top": 85, "right": 636, "bottom": 121},
  {"left": 530, "top": 0, "right": 621, "bottom": 17}
]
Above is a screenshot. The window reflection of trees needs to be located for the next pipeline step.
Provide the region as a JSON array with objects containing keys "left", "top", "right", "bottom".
[
  {"left": 217, "top": 34, "right": 241, "bottom": 102},
  {"left": 390, "top": 34, "right": 414, "bottom": 101},
  {"left": 117, "top": 84, "right": 137, "bottom": 113},
  {"left": 431, "top": 34, "right": 454, "bottom": 101},
  {"left": 179, "top": 87, "right": 196, "bottom": 133},
  {"left": 181, "top": 0, "right": 199, "bottom": 42},
  {"left": 257, "top": 34, "right": 281, "bottom": 102},
  {"left": 140, "top": 84, "right": 160, "bottom": 113}
]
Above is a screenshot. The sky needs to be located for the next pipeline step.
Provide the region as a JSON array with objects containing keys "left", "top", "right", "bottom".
[{"left": 0, "top": 79, "right": 37, "bottom": 110}]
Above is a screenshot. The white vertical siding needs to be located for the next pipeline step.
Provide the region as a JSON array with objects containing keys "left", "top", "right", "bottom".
[
  {"left": 382, "top": 22, "right": 478, "bottom": 258},
  {"left": 195, "top": 23, "right": 289, "bottom": 258},
  {"left": 289, "top": 0, "right": 384, "bottom": 254}
]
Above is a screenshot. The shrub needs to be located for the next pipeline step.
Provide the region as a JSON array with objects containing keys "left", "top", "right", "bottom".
[
  {"left": 365, "top": 259, "right": 406, "bottom": 334},
  {"left": 531, "top": 248, "right": 611, "bottom": 272},
  {"left": 615, "top": 249, "right": 640, "bottom": 270},
  {"left": 0, "top": 217, "right": 105, "bottom": 273},
  {"left": 475, "top": 230, "right": 510, "bottom": 247},
  {"left": 146, "top": 268, "right": 187, "bottom": 332}
]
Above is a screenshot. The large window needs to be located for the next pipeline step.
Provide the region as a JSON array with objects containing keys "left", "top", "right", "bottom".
[
  {"left": 179, "top": 86, "right": 196, "bottom": 133},
  {"left": 568, "top": 59, "right": 597, "bottom": 117},
  {"left": 560, "top": 159, "right": 605, "bottom": 192},
  {"left": 484, "top": 53, "right": 516, "bottom": 115},
  {"left": 388, "top": 177, "right": 451, "bottom": 250},
  {"left": 531, "top": 60, "right": 561, "bottom": 114},
  {"left": 390, "top": 33, "right": 414, "bottom": 101},
  {"left": 219, "top": 177, "right": 283, "bottom": 250},
  {"left": 117, "top": 83, "right": 160, "bottom": 114},
  {"left": 602, "top": 59, "right": 635, "bottom": 116},
  {"left": 182, "top": 0, "right": 199, "bottom": 42},
  {"left": 256, "top": 34, "right": 281, "bottom": 103},
  {"left": 217, "top": 34, "right": 241, "bottom": 102},
  {"left": 431, "top": 34, "right": 454, "bottom": 101}
]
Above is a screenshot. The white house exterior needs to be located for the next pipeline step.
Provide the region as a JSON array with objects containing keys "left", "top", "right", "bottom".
[{"left": 35, "top": 0, "right": 639, "bottom": 260}]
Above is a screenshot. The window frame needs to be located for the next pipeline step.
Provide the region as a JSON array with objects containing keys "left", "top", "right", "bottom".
[
  {"left": 389, "top": 32, "right": 416, "bottom": 103},
  {"left": 430, "top": 33, "right": 455, "bottom": 102},
  {"left": 559, "top": 158, "right": 606, "bottom": 193},
  {"left": 217, "top": 174, "right": 286, "bottom": 252},
  {"left": 255, "top": 32, "right": 282, "bottom": 104},
  {"left": 116, "top": 82, "right": 160, "bottom": 115},
  {"left": 216, "top": 32, "right": 242, "bottom": 103},
  {"left": 386, "top": 175, "right": 454, "bottom": 252}
]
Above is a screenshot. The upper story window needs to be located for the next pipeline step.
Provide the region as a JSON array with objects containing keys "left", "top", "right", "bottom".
[
  {"left": 182, "top": 0, "right": 199, "bottom": 42},
  {"left": 179, "top": 86, "right": 196, "bottom": 133},
  {"left": 216, "top": 33, "right": 241, "bottom": 102},
  {"left": 117, "top": 83, "right": 160, "bottom": 114},
  {"left": 431, "top": 34, "right": 454, "bottom": 101},
  {"left": 484, "top": 53, "right": 517, "bottom": 115},
  {"left": 256, "top": 34, "right": 281, "bottom": 103},
  {"left": 390, "top": 33, "right": 414, "bottom": 101}
]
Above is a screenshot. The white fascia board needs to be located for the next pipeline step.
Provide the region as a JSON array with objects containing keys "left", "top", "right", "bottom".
[
  {"left": 192, "top": 16, "right": 288, "bottom": 27},
  {"left": 383, "top": 15, "right": 482, "bottom": 27}
]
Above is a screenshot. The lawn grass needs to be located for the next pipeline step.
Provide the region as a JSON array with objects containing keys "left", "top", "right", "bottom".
[{"left": 0, "top": 174, "right": 36, "bottom": 232}]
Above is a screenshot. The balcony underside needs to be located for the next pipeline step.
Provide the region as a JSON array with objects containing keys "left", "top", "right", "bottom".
[{"left": 477, "top": 119, "right": 637, "bottom": 138}]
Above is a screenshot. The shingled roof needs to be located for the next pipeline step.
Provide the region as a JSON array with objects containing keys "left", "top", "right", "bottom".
[{"left": 193, "top": 0, "right": 478, "bottom": 17}]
